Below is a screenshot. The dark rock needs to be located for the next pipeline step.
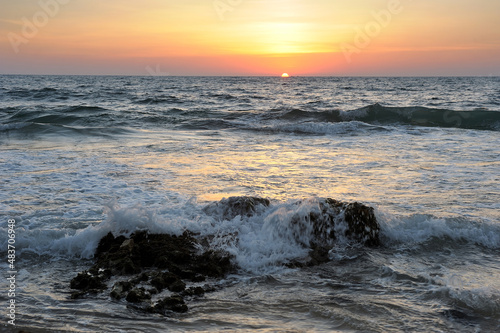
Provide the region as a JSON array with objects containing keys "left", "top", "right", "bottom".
[
  {"left": 121, "top": 258, "right": 141, "bottom": 275},
  {"left": 130, "top": 272, "right": 150, "bottom": 284},
  {"left": 290, "top": 198, "right": 380, "bottom": 247},
  {"left": 201, "top": 284, "right": 217, "bottom": 293},
  {"left": 95, "top": 232, "right": 126, "bottom": 259},
  {"left": 155, "top": 256, "right": 171, "bottom": 269},
  {"left": 151, "top": 271, "right": 186, "bottom": 292},
  {"left": 119, "top": 239, "right": 135, "bottom": 252},
  {"left": 203, "top": 196, "right": 270, "bottom": 220},
  {"left": 285, "top": 246, "right": 331, "bottom": 268},
  {"left": 169, "top": 265, "right": 206, "bottom": 281},
  {"left": 169, "top": 250, "right": 192, "bottom": 264},
  {"left": 168, "top": 279, "right": 186, "bottom": 293},
  {"left": 174, "top": 268, "right": 197, "bottom": 280},
  {"left": 307, "top": 246, "right": 330, "bottom": 266},
  {"left": 138, "top": 243, "right": 155, "bottom": 267},
  {"left": 110, "top": 281, "right": 133, "bottom": 300},
  {"left": 71, "top": 227, "right": 235, "bottom": 315},
  {"left": 183, "top": 286, "right": 205, "bottom": 297},
  {"left": 195, "top": 250, "right": 234, "bottom": 278},
  {"left": 191, "top": 274, "right": 206, "bottom": 282},
  {"left": 126, "top": 288, "right": 151, "bottom": 303},
  {"left": 91, "top": 231, "right": 199, "bottom": 276},
  {"left": 70, "top": 290, "right": 89, "bottom": 299},
  {"left": 70, "top": 196, "right": 378, "bottom": 317},
  {"left": 70, "top": 271, "right": 107, "bottom": 291},
  {"left": 151, "top": 272, "right": 180, "bottom": 292},
  {"left": 95, "top": 232, "right": 115, "bottom": 257},
  {"left": 152, "top": 295, "right": 188, "bottom": 314},
  {"left": 150, "top": 275, "right": 165, "bottom": 291},
  {"left": 328, "top": 199, "right": 380, "bottom": 246}
]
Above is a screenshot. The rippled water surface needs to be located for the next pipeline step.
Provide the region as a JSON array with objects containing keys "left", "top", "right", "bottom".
[{"left": 1, "top": 75, "right": 499, "bottom": 332}]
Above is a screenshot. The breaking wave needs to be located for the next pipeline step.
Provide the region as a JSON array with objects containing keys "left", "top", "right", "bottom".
[
  {"left": 3, "top": 197, "right": 499, "bottom": 274},
  {"left": 279, "top": 104, "right": 500, "bottom": 131}
]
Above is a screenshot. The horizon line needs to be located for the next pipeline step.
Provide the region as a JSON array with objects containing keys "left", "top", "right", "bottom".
[{"left": 1, "top": 73, "right": 499, "bottom": 78}]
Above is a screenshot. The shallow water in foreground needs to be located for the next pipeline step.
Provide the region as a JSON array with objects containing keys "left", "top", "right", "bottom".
[{"left": 1, "top": 75, "right": 499, "bottom": 332}]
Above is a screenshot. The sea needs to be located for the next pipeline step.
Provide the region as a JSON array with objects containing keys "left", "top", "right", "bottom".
[{"left": 1, "top": 75, "right": 499, "bottom": 332}]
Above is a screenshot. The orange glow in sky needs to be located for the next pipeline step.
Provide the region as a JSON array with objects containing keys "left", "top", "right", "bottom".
[{"left": 0, "top": 0, "right": 499, "bottom": 75}]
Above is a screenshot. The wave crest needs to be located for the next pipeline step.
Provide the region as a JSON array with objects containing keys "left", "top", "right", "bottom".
[{"left": 279, "top": 104, "right": 500, "bottom": 131}]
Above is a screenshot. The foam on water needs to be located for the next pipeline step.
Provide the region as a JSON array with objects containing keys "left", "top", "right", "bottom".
[
  {"left": 2, "top": 76, "right": 500, "bottom": 331},
  {"left": 436, "top": 282, "right": 500, "bottom": 317},
  {"left": 260, "top": 120, "right": 387, "bottom": 136},
  {"left": 378, "top": 211, "right": 500, "bottom": 249},
  {"left": 2, "top": 75, "right": 500, "bottom": 139},
  {"left": 14, "top": 198, "right": 206, "bottom": 259},
  {"left": 4, "top": 197, "right": 499, "bottom": 276},
  {"left": 21, "top": 198, "right": 319, "bottom": 274}
]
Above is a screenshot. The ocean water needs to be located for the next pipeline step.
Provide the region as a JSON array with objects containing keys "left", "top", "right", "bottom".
[{"left": 1, "top": 75, "right": 499, "bottom": 332}]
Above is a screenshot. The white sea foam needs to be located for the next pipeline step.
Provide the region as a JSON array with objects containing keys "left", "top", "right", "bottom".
[
  {"left": 430, "top": 273, "right": 500, "bottom": 316},
  {"left": 3, "top": 198, "right": 205, "bottom": 259},
  {"left": 0, "top": 197, "right": 348, "bottom": 273},
  {"left": 1, "top": 76, "right": 499, "bottom": 331},
  {"left": 266, "top": 120, "right": 380, "bottom": 135},
  {"left": 447, "top": 286, "right": 500, "bottom": 316},
  {"left": 378, "top": 211, "right": 500, "bottom": 248},
  {"left": 204, "top": 198, "right": 323, "bottom": 273},
  {"left": 4, "top": 197, "right": 498, "bottom": 277}
]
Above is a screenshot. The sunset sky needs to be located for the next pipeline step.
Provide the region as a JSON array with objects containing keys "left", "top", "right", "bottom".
[{"left": 1, "top": 0, "right": 499, "bottom": 76}]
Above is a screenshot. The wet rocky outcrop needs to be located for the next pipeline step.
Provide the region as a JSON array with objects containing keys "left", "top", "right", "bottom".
[
  {"left": 70, "top": 196, "right": 380, "bottom": 315},
  {"left": 274, "top": 198, "right": 380, "bottom": 267},
  {"left": 70, "top": 230, "right": 235, "bottom": 314},
  {"left": 202, "top": 196, "right": 379, "bottom": 247},
  {"left": 202, "top": 196, "right": 270, "bottom": 220},
  {"left": 310, "top": 198, "right": 380, "bottom": 247}
]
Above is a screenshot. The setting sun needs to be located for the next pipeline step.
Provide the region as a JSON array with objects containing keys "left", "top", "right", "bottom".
[
  {"left": 0, "top": 0, "right": 499, "bottom": 75},
  {"left": 281, "top": 73, "right": 290, "bottom": 78}
]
